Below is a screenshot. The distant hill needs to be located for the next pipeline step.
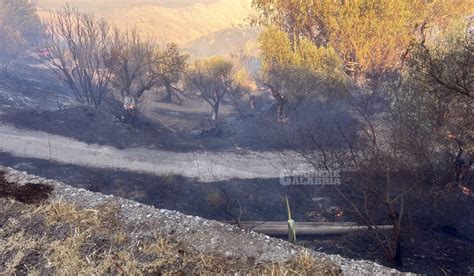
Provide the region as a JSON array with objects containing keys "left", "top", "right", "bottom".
[
  {"left": 183, "top": 27, "right": 260, "bottom": 58},
  {"left": 37, "top": 0, "right": 258, "bottom": 53},
  {"left": 37, "top": 0, "right": 219, "bottom": 10}
]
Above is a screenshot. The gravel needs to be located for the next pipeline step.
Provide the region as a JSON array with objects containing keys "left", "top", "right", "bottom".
[{"left": 0, "top": 166, "right": 415, "bottom": 275}]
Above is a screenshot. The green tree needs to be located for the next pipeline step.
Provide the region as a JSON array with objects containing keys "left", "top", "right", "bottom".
[
  {"left": 258, "top": 27, "right": 344, "bottom": 121},
  {"left": 185, "top": 56, "right": 236, "bottom": 121},
  {"left": 159, "top": 43, "right": 188, "bottom": 103},
  {"left": 227, "top": 66, "right": 255, "bottom": 116},
  {"left": 252, "top": 0, "right": 472, "bottom": 85}
]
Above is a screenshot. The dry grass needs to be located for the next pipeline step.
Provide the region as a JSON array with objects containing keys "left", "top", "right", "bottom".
[{"left": 0, "top": 198, "right": 340, "bottom": 275}]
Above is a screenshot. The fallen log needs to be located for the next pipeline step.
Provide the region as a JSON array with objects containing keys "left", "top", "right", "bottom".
[{"left": 240, "top": 221, "right": 393, "bottom": 235}]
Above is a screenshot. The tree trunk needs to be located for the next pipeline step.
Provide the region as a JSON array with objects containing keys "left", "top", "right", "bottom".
[
  {"left": 277, "top": 98, "right": 285, "bottom": 122},
  {"left": 211, "top": 101, "right": 220, "bottom": 120},
  {"left": 395, "top": 237, "right": 403, "bottom": 266},
  {"left": 391, "top": 222, "right": 403, "bottom": 266},
  {"left": 249, "top": 95, "right": 256, "bottom": 109},
  {"left": 163, "top": 80, "right": 173, "bottom": 102},
  {"left": 269, "top": 86, "right": 285, "bottom": 122},
  {"left": 388, "top": 205, "right": 403, "bottom": 267}
]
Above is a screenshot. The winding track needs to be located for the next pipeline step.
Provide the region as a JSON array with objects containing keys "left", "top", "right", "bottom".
[{"left": 0, "top": 124, "right": 294, "bottom": 182}]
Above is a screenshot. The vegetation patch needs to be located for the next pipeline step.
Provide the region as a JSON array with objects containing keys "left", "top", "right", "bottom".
[{"left": 0, "top": 196, "right": 340, "bottom": 275}]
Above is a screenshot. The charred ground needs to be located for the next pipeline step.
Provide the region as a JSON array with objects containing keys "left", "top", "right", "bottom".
[{"left": 0, "top": 41, "right": 473, "bottom": 276}]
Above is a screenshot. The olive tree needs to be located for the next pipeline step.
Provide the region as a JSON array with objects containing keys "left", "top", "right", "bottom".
[
  {"left": 159, "top": 43, "right": 188, "bottom": 103},
  {"left": 185, "top": 57, "right": 235, "bottom": 121},
  {"left": 258, "top": 27, "right": 345, "bottom": 121}
]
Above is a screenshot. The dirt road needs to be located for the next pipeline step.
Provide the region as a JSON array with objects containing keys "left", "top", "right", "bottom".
[{"left": 0, "top": 124, "right": 292, "bottom": 182}]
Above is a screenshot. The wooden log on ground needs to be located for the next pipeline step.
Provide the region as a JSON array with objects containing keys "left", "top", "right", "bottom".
[
  {"left": 240, "top": 221, "right": 358, "bottom": 228},
  {"left": 240, "top": 221, "right": 393, "bottom": 235}
]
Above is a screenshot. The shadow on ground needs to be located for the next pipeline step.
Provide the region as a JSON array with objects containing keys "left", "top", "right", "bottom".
[{"left": 1, "top": 152, "right": 473, "bottom": 275}]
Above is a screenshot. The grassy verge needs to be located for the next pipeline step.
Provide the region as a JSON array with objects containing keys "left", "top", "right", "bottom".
[{"left": 0, "top": 197, "right": 340, "bottom": 275}]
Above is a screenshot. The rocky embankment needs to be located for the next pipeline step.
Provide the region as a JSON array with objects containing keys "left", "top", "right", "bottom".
[{"left": 0, "top": 166, "right": 412, "bottom": 275}]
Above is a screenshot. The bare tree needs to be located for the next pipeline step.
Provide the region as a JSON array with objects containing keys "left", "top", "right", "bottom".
[
  {"left": 196, "top": 159, "right": 242, "bottom": 227},
  {"left": 296, "top": 86, "right": 433, "bottom": 265},
  {"left": 107, "top": 32, "right": 188, "bottom": 122},
  {"left": 206, "top": 185, "right": 242, "bottom": 227},
  {"left": 106, "top": 29, "right": 159, "bottom": 121},
  {"left": 108, "top": 29, "right": 158, "bottom": 101},
  {"left": 407, "top": 20, "right": 473, "bottom": 100},
  {"left": 41, "top": 6, "right": 113, "bottom": 107}
]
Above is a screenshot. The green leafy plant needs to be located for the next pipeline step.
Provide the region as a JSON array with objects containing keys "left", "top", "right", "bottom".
[{"left": 286, "top": 196, "right": 296, "bottom": 244}]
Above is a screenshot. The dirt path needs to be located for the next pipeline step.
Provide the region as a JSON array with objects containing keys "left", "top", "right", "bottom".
[{"left": 0, "top": 124, "right": 292, "bottom": 182}]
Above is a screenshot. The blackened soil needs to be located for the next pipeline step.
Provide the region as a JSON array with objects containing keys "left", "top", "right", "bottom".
[
  {"left": 0, "top": 107, "right": 181, "bottom": 150},
  {"left": 1, "top": 153, "right": 473, "bottom": 275},
  {"left": 0, "top": 171, "right": 53, "bottom": 204},
  {"left": 0, "top": 152, "right": 342, "bottom": 222}
]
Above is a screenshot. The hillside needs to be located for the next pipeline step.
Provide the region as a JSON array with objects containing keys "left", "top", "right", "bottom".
[
  {"left": 183, "top": 26, "right": 260, "bottom": 58},
  {"left": 37, "top": 0, "right": 219, "bottom": 10},
  {"left": 37, "top": 0, "right": 257, "bottom": 48}
]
